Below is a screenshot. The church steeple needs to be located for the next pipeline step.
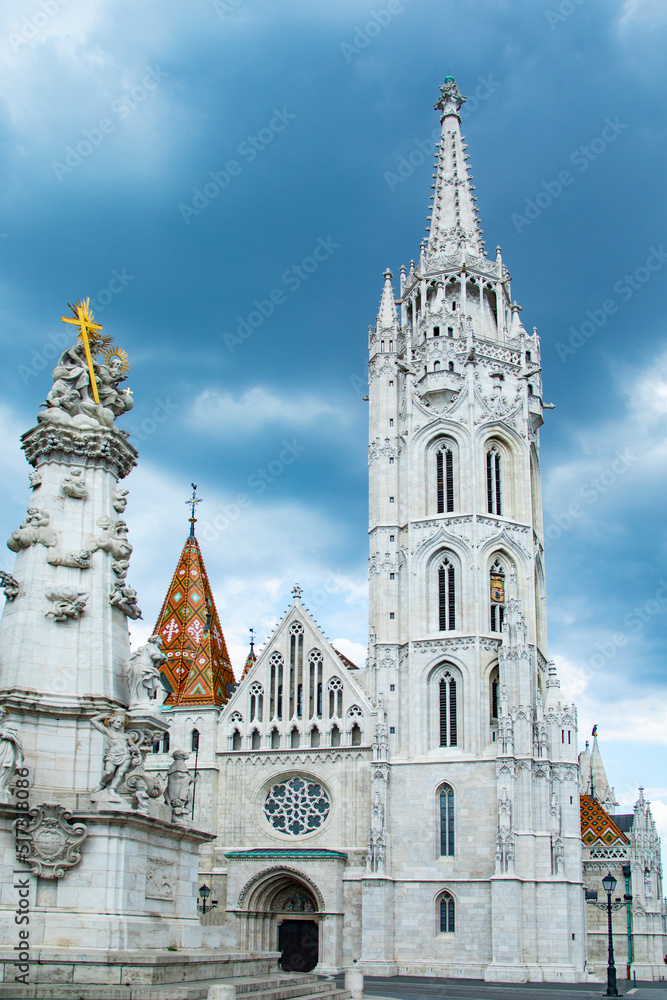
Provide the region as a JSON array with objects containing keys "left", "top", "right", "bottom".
[
  {"left": 375, "top": 268, "right": 399, "bottom": 335},
  {"left": 153, "top": 492, "right": 235, "bottom": 707},
  {"left": 427, "top": 77, "right": 484, "bottom": 256}
]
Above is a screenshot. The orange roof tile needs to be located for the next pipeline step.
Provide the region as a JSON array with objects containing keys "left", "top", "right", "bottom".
[
  {"left": 580, "top": 795, "right": 630, "bottom": 847},
  {"left": 153, "top": 535, "right": 235, "bottom": 707}
]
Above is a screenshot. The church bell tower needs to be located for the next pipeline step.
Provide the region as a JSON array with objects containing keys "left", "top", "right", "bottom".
[{"left": 363, "top": 78, "right": 584, "bottom": 982}]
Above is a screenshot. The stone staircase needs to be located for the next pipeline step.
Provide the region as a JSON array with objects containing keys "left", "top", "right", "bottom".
[{"left": 0, "top": 972, "right": 352, "bottom": 1000}]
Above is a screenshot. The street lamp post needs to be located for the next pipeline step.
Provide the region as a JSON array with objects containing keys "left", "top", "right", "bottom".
[
  {"left": 586, "top": 872, "right": 632, "bottom": 998},
  {"left": 197, "top": 883, "right": 218, "bottom": 915}
]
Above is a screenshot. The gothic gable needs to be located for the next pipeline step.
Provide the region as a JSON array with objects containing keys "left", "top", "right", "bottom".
[{"left": 220, "top": 592, "right": 373, "bottom": 751}]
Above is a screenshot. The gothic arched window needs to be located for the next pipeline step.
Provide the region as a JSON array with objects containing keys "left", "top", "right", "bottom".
[
  {"left": 308, "top": 649, "right": 323, "bottom": 718},
  {"left": 486, "top": 447, "right": 502, "bottom": 515},
  {"left": 439, "top": 891, "right": 455, "bottom": 933},
  {"left": 328, "top": 677, "right": 343, "bottom": 719},
  {"left": 269, "top": 652, "right": 284, "bottom": 720},
  {"left": 350, "top": 724, "right": 362, "bottom": 746},
  {"left": 290, "top": 727, "right": 300, "bottom": 749},
  {"left": 490, "top": 559, "right": 506, "bottom": 633},
  {"left": 249, "top": 682, "right": 264, "bottom": 723},
  {"left": 191, "top": 728, "right": 200, "bottom": 753},
  {"left": 232, "top": 729, "right": 242, "bottom": 751},
  {"left": 251, "top": 729, "right": 261, "bottom": 750},
  {"left": 436, "top": 447, "right": 454, "bottom": 514},
  {"left": 439, "top": 671, "right": 458, "bottom": 747},
  {"left": 330, "top": 724, "right": 341, "bottom": 747},
  {"left": 438, "top": 558, "right": 456, "bottom": 631},
  {"left": 270, "top": 727, "right": 280, "bottom": 750},
  {"left": 489, "top": 665, "right": 499, "bottom": 723},
  {"left": 310, "top": 726, "right": 321, "bottom": 748},
  {"left": 289, "top": 622, "right": 304, "bottom": 720},
  {"left": 439, "top": 784, "right": 455, "bottom": 856},
  {"left": 162, "top": 732, "right": 170, "bottom": 754}
]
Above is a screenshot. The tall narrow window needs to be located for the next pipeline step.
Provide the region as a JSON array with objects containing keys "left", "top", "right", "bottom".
[
  {"left": 290, "top": 727, "right": 300, "bottom": 749},
  {"left": 439, "top": 672, "right": 457, "bottom": 747},
  {"left": 439, "top": 785, "right": 455, "bottom": 856},
  {"left": 439, "top": 892, "right": 455, "bottom": 932},
  {"left": 436, "top": 448, "right": 454, "bottom": 514},
  {"left": 251, "top": 729, "right": 261, "bottom": 750},
  {"left": 486, "top": 448, "right": 502, "bottom": 515},
  {"left": 270, "top": 728, "right": 280, "bottom": 749},
  {"left": 250, "top": 682, "right": 263, "bottom": 723},
  {"left": 191, "top": 729, "right": 200, "bottom": 752},
  {"left": 328, "top": 677, "right": 343, "bottom": 718},
  {"left": 438, "top": 559, "right": 455, "bottom": 630},
  {"left": 330, "top": 724, "right": 341, "bottom": 747},
  {"left": 490, "top": 560, "right": 505, "bottom": 633},
  {"left": 310, "top": 727, "right": 321, "bottom": 748},
  {"left": 232, "top": 730, "right": 242, "bottom": 751},
  {"left": 162, "top": 732, "right": 170, "bottom": 753},
  {"left": 351, "top": 723, "right": 361, "bottom": 746},
  {"left": 490, "top": 666, "right": 499, "bottom": 721},
  {"left": 270, "top": 652, "right": 283, "bottom": 719}
]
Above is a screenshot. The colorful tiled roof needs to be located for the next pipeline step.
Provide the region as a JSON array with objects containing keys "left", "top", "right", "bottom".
[
  {"left": 154, "top": 535, "right": 235, "bottom": 707},
  {"left": 580, "top": 795, "right": 630, "bottom": 847},
  {"left": 240, "top": 643, "right": 257, "bottom": 681}
]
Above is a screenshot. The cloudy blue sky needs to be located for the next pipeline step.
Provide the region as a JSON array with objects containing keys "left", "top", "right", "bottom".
[{"left": 0, "top": 0, "right": 666, "bottom": 831}]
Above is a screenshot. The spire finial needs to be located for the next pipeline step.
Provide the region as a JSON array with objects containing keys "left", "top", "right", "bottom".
[
  {"left": 434, "top": 77, "right": 466, "bottom": 122},
  {"left": 292, "top": 583, "right": 303, "bottom": 600},
  {"left": 249, "top": 627, "right": 255, "bottom": 654},
  {"left": 186, "top": 483, "right": 202, "bottom": 537}
]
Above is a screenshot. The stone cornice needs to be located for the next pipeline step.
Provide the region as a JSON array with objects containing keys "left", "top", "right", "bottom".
[{"left": 21, "top": 421, "right": 138, "bottom": 480}]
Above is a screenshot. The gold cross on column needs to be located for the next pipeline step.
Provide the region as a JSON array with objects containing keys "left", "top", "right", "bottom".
[{"left": 61, "top": 298, "right": 103, "bottom": 404}]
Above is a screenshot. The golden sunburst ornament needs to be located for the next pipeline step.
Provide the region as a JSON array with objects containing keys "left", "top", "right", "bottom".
[{"left": 101, "top": 345, "right": 131, "bottom": 373}]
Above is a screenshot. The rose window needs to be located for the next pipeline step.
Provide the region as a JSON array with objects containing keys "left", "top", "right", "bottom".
[{"left": 263, "top": 777, "right": 331, "bottom": 835}]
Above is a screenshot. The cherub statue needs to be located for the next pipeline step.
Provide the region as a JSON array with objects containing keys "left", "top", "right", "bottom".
[
  {"left": 163, "top": 749, "right": 197, "bottom": 820},
  {"left": 0, "top": 707, "right": 24, "bottom": 803},
  {"left": 61, "top": 468, "right": 87, "bottom": 499},
  {"left": 109, "top": 582, "right": 142, "bottom": 620},
  {"left": 45, "top": 587, "right": 88, "bottom": 622},
  {"left": 90, "top": 712, "right": 142, "bottom": 795},
  {"left": 125, "top": 635, "right": 167, "bottom": 707},
  {"left": 87, "top": 517, "right": 133, "bottom": 562},
  {"left": 112, "top": 487, "right": 129, "bottom": 513},
  {"left": 7, "top": 507, "right": 57, "bottom": 552}
]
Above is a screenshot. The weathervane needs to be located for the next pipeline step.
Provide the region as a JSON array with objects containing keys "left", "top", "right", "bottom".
[
  {"left": 186, "top": 483, "right": 202, "bottom": 537},
  {"left": 249, "top": 627, "right": 255, "bottom": 655}
]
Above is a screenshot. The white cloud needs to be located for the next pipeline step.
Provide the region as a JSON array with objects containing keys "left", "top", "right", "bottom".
[
  {"left": 188, "top": 386, "right": 346, "bottom": 434},
  {"left": 617, "top": 0, "right": 667, "bottom": 30}
]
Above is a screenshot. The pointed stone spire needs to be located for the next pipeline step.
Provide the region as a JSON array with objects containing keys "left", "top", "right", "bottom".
[
  {"left": 153, "top": 529, "right": 235, "bottom": 707},
  {"left": 240, "top": 628, "right": 257, "bottom": 681},
  {"left": 427, "top": 77, "right": 484, "bottom": 256},
  {"left": 589, "top": 734, "right": 618, "bottom": 812},
  {"left": 375, "top": 269, "right": 399, "bottom": 334}
]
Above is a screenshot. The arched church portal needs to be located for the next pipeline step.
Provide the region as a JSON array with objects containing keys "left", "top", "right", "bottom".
[{"left": 240, "top": 871, "right": 322, "bottom": 972}]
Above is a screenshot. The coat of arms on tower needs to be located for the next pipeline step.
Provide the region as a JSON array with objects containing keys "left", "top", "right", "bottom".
[{"left": 14, "top": 803, "right": 88, "bottom": 879}]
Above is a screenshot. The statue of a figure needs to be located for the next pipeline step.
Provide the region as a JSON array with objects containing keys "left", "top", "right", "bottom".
[
  {"left": 112, "top": 558, "right": 130, "bottom": 581},
  {"left": 0, "top": 570, "right": 19, "bottom": 601},
  {"left": 87, "top": 517, "right": 133, "bottom": 562},
  {"left": 110, "top": 582, "right": 142, "bottom": 620},
  {"left": 0, "top": 707, "right": 24, "bottom": 803},
  {"left": 28, "top": 470, "right": 42, "bottom": 490},
  {"left": 61, "top": 468, "right": 87, "bottom": 499},
  {"left": 90, "top": 712, "right": 142, "bottom": 795},
  {"left": 7, "top": 507, "right": 57, "bottom": 552},
  {"left": 112, "top": 487, "right": 129, "bottom": 513},
  {"left": 45, "top": 587, "right": 88, "bottom": 622},
  {"left": 125, "top": 635, "right": 166, "bottom": 707},
  {"left": 46, "top": 549, "right": 92, "bottom": 570},
  {"left": 38, "top": 345, "right": 133, "bottom": 430},
  {"left": 163, "top": 749, "right": 197, "bottom": 821}
]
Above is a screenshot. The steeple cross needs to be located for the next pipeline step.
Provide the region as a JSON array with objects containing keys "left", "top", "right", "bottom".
[
  {"left": 186, "top": 483, "right": 203, "bottom": 536},
  {"left": 61, "top": 298, "right": 103, "bottom": 404}
]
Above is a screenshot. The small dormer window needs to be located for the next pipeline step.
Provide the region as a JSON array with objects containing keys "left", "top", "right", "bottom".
[
  {"left": 389, "top": 340, "right": 393, "bottom": 351},
  {"left": 433, "top": 361, "right": 440, "bottom": 372},
  {"left": 433, "top": 326, "right": 440, "bottom": 337},
  {"left": 381, "top": 340, "right": 385, "bottom": 352},
  {"left": 526, "top": 351, "right": 531, "bottom": 362},
  {"left": 452, "top": 302, "right": 456, "bottom": 311},
  {"left": 447, "top": 327, "right": 454, "bottom": 337},
  {"left": 448, "top": 362, "right": 454, "bottom": 372}
]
